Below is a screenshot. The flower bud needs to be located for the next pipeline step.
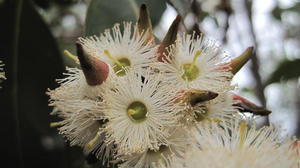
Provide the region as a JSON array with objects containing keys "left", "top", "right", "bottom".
[
  {"left": 76, "top": 43, "right": 109, "bottom": 86},
  {"left": 157, "top": 15, "right": 181, "bottom": 62},
  {"left": 175, "top": 89, "right": 218, "bottom": 106},
  {"left": 233, "top": 94, "right": 271, "bottom": 116},
  {"left": 230, "top": 47, "right": 254, "bottom": 74},
  {"left": 138, "top": 4, "right": 154, "bottom": 43}
]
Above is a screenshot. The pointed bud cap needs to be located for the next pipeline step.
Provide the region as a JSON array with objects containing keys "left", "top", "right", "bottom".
[
  {"left": 233, "top": 94, "right": 271, "bottom": 116},
  {"left": 76, "top": 43, "right": 109, "bottom": 86},
  {"left": 138, "top": 4, "right": 154, "bottom": 43},
  {"left": 230, "top": 47, "right": 254, "bottom": 74},
  {"left": 192, "top": 23, "right": 202, "bottom": 39},
  {"left": 292, "top": 140, "right": 300, "bottom": 150},
  {"left": 157, "top": 15, "right": 181, "bottom": 62},
  {"left": 174, "top": 89, "right": 218, "bottom": 106}
]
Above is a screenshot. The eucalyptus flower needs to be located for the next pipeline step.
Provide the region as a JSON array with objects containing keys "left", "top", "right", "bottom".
[
  {"left": 187, "top": 92, "right": 239, "bottom": 124},
  {"left": 118, "top": 127, "right": 189, "bottom": 168},
  {"left": 78, "top": 22, "right": 156, "bottom": 77},
  {"left": 47, "top": 66, "right": 116, "bottom": 164},
  {"left": 180, "top": 120, "right": 298, "bottom": 168},
  {"left": 102, "top": 69, "right": 180, "bottom": 154},
  {"left": 156, "top": 33, "right": 233, "bottom": 92}
]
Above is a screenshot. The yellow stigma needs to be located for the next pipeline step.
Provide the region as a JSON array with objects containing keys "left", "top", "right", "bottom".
[
  {"left": 103, "top": 50, "right": 131, "bottom": 76},
  {"left": 50, "top": 121, "right": 64, "bottom": 127},
  {"left": 63, "top": 50, "right": 79, "bottom": 63},
  {"left": 239, "top": 121, "right": 248, "bottom": 149},
  {"left": 191, "top": 50, "right": 202, "bottom": 69},
  {"left": 127, "top": 101, "right": 147, "bottom": 122},
  {"left": 85, "top": 133, "right": 100, "bottom": 149},
  {"left": 104, "top": 50, "right": 122, "bottom": 67},
  {"left": 181, "top": 50, "right": 202, "bottom": 81}
]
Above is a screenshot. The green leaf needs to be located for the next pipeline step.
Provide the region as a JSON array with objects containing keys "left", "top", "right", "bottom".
[
  {"left": 266, "top": 59, "right": 300, "bottom": 85},
  {"left": 0, "top": 0, "right": 78, "bottom": 167},
  {"left": 272, "top": 3, "right": 300, "bottom": 20},
  {"left": 272, "top": 5, "right": 284, "bottom": 20},
  {"left": 286, "top": 2, "right": 300, "bottom": 13},
  {"left": 85, "top": 0, "right": 166, "bottom": 36}
]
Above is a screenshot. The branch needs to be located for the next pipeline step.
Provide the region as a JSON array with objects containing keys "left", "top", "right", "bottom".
[
  {"left": 295, "top": 84, "right": 300, "bottom": 137},
  {"left": 243, "top": 0, "right": 269, "bottom": 125}
]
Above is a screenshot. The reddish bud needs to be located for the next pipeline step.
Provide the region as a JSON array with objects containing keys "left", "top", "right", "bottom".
[
  {"left": 233, "top": 94, "right": 271, "bottom": 116},
  {"left": 157, "top": 15, "right": 181, "bottom": 63},
  {"left": 138, "top": 4, "right": 154, "bottom": 43},
  {"left": 76, "top": 43, "right": 109, "bottom": 86}
]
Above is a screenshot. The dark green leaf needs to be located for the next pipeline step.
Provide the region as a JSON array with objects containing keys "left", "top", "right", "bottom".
[
  {"left": 0, "top": 0, "right": 81, "bottom": 167},
  {"left": 272, "top": 3, "right": 300, "bottom": 20},
  {"left": 85, "top": 0, "right": 166, "bottom": 36},
  {"left": 266, "top": 59, "right": 300, "bottom": 85},
  {"left": 286, "top": 2, "right": 300, "bottom": 13},
  {"left": 272, "top": 6, "right": 284, "bottom": 20}
]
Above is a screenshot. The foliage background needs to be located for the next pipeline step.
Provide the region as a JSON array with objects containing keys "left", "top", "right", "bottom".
[{"left": 0, "top": 0, "right": 299, "bottom": 167}]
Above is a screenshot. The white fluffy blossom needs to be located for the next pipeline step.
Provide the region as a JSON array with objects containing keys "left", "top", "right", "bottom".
[
  {"left": 180, "top": 120, "right": 298, "bottom": 168},
  {"left": 79, "top": 22, "right": 156, "bottom": 77},
  {"left": 185, "top": 92, "right": 239, "bottom": 124},
  {"left": 156, "top": 34, "right": 233, "bottom": 92},
  {"left": 118, "top": 127, "right": 189, "bottom": 168},
  {"left": 102, "top": 69, "right": 180, "bottom": 154},
  {"left": 47, "top": 67, "right": 116, "bottom": 164}
]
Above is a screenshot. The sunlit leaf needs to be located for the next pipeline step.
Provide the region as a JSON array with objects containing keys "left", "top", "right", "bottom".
[{"left": 266, "top": 59, "right": 300, "bottom": 85}]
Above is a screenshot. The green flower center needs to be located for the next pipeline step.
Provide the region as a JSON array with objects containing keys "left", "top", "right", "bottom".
[
  {"left": 104, "top": 50, "right": 131, "bottom": 76},
  {"left": 182, "top": 63, "right": 200, "bottom": 81},
  {"left": 127, "top": 101, "right": 147, "bottom": 122},
  {"left": 113, "top": 57, "right": 131, "bottom": 76},
  {"left": 181, "top": 50, "right": 202, "bottom": 82}
]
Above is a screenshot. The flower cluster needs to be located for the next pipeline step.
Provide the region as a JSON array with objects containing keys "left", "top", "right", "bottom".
[{"left": 47, "top": 4, "right": 299, "bottom": 168}]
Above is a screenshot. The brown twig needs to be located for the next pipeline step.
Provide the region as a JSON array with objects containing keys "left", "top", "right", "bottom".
[
  {"left": 295, "top": 84, "right": 300, "bottom": 137},
  {"left": 218, "top": 0, "right": 232, "bottom": 43},
  {"left": 243, "top": 0, "right": 269, "bottom": 125}
]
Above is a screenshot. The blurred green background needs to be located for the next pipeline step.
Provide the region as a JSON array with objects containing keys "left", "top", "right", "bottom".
[{"left": 1, "top": 0, "right": 300, "bottom": 167}]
